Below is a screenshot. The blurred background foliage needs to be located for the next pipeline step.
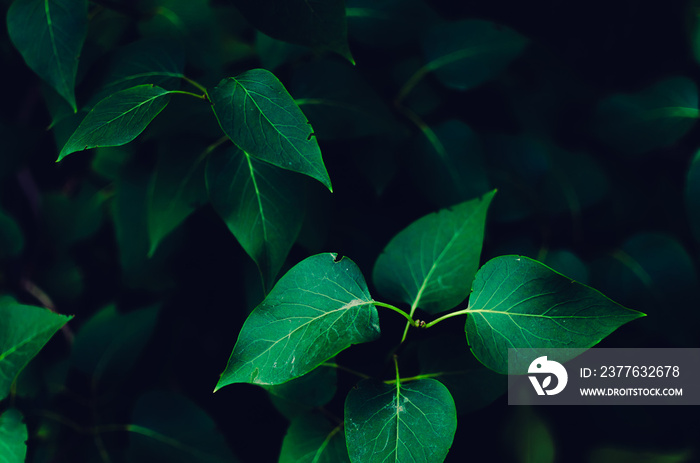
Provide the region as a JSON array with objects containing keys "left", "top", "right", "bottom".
[{"left": 2, "top": 0, "right": 700, "bottom": 461}]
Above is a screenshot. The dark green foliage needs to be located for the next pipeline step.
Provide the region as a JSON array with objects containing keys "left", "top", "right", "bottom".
[{"left": 1, "top": 0, "right": 698, "bottom": 462}]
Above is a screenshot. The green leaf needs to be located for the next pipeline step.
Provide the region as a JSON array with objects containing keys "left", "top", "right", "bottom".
[
  {"left": 420, "top": 19, "right": 529, "bottom": 91},
  {"left": 215, "top": 253, "right": 379, "bottom": 389},
  {"left": 0, "top": 409, "right": 27, "bottom": 463},
  {"left": 87, "top": 38, "right": 185, "bottom": 108},
  {"left": 209, "top": 69, "right": 332, "bottom": 191},
  {"left": 206, "top": 147, "right": 305, "bottom": 292},
  {"left": 373, "top": 190, "right": 496, "bottom": 315},
  {"left": 57, "top": 84, "right": 171, "bottom": 161},
  {"left": 7, "top": 0, "right": 87, "bottom": 111},
  {"left": 279, "top": 412, "right": 349, "bottom": 463},
  {"left": 265, "top": 362, "right": 337, "bottom": 420},
  {"left": 70, "top": 305, "right": 159, "bottom": 388},
  {"left": 465, "top": 255, "right": 645, "bottom": 374},
  {"left": 0, "top": 298, "right": 72, "bottom": 401},
  {"left": 0, "top": 209, "right": 24, "bottom": 258},
  {"left": 594, "top": 76, "right": 699, "bottom": 155},
  {"left": 229, "top": 0, "right": 352, "bottom": 62},
  {"left": 127, "top": 391, "right": 239, "bottom": 463},
  {"left": 147, "top": 140, "right": 208, "bottom": 257},
  {"left": 344, "top": 379, "right": 457, "bottom": 463}
]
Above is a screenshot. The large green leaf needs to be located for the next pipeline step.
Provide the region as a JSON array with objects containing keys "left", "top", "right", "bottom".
[
  {"left": 465, "top": 255, "right": 645, "bottom": 374},
  {"left": 0, "top": 409, "right": 27, "bottom": 463},
  {"left": 419, "top": 19, "right": 529, "bottom": 92},
  {"left": 0, "top": 298, "right": 72, "bottom": 401},
  {"left": 206, "top": 147, "right": 305, "bottom": 292},
  {"left": 127, "top": 391, "right": 238, "bottom": 463},
  {"left": 229, "top": 0, "right": 352, "bottom": 62},
  {"left": 7, "top": 0, "right": 87, "bottom": 111},
  {"left": 373, "top": 191, "right": 496, "bottom": 315},
  {"left": 209, "top": 69, "right": 332, "bottom": 191},
  {"left": 344, "top": 379, "right": 457, "bottom": 463},
  {"left": 57, "top": 84, "right": 171, "bottom": 161},
  {"left": 279, "top": 412, "right": 349, "bottom": 463},
  {"left": 215, "top": 253, "right": 379, "bottom": 389},
  {"left": 594, "top": 76, "right": 698, "bottom": 156},
  {"left": 147, "top": 141, "right": 208, "bottom": 257},
  {"left": 70, "top": 305, "right": 160, "bottom": 388}
]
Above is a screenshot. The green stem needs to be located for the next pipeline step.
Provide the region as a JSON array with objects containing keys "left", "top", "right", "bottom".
[
  {"left": 423, "top": 307, "right": 470, "bottom": 329},
  {"left": 181, "top": 76, "right": 208, "bottom": 94},
  {"left": 322, "top": 362, "right": 371, "bottom": 380},
  {"left": 384, "top": 372, "right": 443, "bottom": 385},
  {"left": 373, "top": 301, "right": 419, "bottom": 327},
  {"left": 393, "top": 355, "right": 400, "bottom": 384},
  {"left": 168, "top": 90, "right": 207, "bottom": 100},
  {"left": 395, "top": 66, "right": 430, "bottom": 105}
]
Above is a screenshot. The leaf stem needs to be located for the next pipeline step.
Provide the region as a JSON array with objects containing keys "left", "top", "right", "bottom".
[
  {"left": 423, "top": 307, "right": 471, "bottom": 329},
  {"left": 168, "top": 90, "right": 208, "bottom": 100},
  {"left": 395, "top": 66, "right": 430, "bottom": 105},
  {"left": 384, "top": 372, "right": 444, "bottom": 385},
  {"left": 373, "top": 301, "right": 419, "bottom": 327},
  {"left": 181, "top": 76, "right": 208, "bottom": 94},
  {"left": 322, "top": 362, "right": 371, "bottom": 380}
]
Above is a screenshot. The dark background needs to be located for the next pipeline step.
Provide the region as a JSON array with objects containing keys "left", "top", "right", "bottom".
[{"left": 2, "top": 0, "right": 700, "bottom": 461}]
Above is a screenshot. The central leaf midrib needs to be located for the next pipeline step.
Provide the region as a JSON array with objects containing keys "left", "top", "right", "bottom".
[
  {"left": 411, "top": 205, "right": 483, "bottom": 309},
  {"left": 240, "top": 298, "right": 373, "bottom": 374},
  {"left": 81, "top": 90, "right": 166, "bottom": 140},
  {"left": 44, "top": 0, "right": 68, "bottom": 94}
]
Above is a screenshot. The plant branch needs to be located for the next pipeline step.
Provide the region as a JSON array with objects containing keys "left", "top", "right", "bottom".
[
  {"left": 373, "top": 301, "right": 420, "bottom": 327},
  {"left": 423, "top": 307, "right": 471, "bottom": 329},
  {"left": 181, "top": 76, "right": 209, "bottom": 95},
  {"left": 168, "top": 90, "right": 208, "bottom": 101}
]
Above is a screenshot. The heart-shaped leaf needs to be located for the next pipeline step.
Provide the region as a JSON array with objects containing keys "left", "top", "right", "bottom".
[
  {"left": 209, "top": 69, "right": 332, "bottom": 191},
  {"left": 0, "top": 409, "right": 27, "bottom": 463},
  {"left": 58, "top": 85, "right": 171, "bottom": 161},
  {"left": 7, "top": 0, "right": 87, "bottom": 111},
  {"left": 465, "top": 255, "right": 645, "bottom": 374},
  {"left": 206, "top": 147, "right": 305, "bottom": 292},
  {"left": 373, "top": 190, "right": 496, "bottom": 315},
  {"left": 0, "top": 297, "right": 72, "bottom": 401},
  {"left": 215, "top": 253, "right": 379, "bottom": 389},
  {"left": 344, "top": 379, "right": 457, "bottom": 463}
]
